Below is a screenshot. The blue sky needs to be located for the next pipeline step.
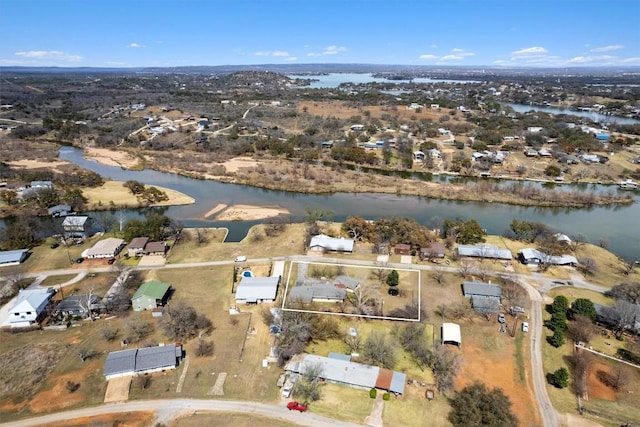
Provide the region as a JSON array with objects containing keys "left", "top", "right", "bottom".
[{"left": 1, "top": 0, "right": 639, "bottom": 68}]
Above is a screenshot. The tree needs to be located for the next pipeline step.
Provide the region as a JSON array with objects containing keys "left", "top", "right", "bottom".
[
  {"left": 544, "top": 164, "right": 562, "bottom": 177},
  {"left": 578, "top": 258, "right": 598, "bottom": 276},
  {"left": 78, "top": 348, "right": 97, "bottom": 362},
  {"left": 296, "top": 362, "right": 324, "bottom": 403},
  {"left": 386, "top": 269, "right": 399, "bottom": 287},
  {"left": 195, "top": 338, "right": 214, "bottom": 357},
  {"left": 442, "top": 218, "right": 486, "bottom": 245},
  {"left": 547, "top": 368, "right": 569, "bottom": 388},
  {"left": 430, "top": 344, "right": 460, "bottom": 392},
  {"left": 0, "top": 218, "right": 38, "bottom": 249},
  {"left": 448, "top": 382, "right": 517, "bottom": 427},
  {"left": 342, "top": 216, "right": 374, "bottom": 241},
  {"left": 194, "top": 228, "right": 209, "bottom": 245},
  {"left": 605, "top": 282, "right": 640, "bottom": 304},
  {"left": 547, "top": 329, "right": 565, "bottom": 347},
  {"left": 127, "top": 321, "right": 154, "bottom": 342},
  {"left": 62, "top": 188, "right": 88, "bottom": 211},
  {"left": 161, "top": 303, "right": 212, "bottom": 340},
  {"left": 612, "top": 299, "right": 639, "bottom": 339},
  {"left": 361, "top": 331, "right": 396, "bottom": 369},
  {"left": 569, "top": 298, "right": 596, "bottom": 321},
  {"left": 101, "top": 327, "right": 119, "bottom": 342},
  {"left": 566, "top": 315, "right": 596, "bottom": 343},
  {"left": 347, "top": 285, "right": 376, "bottom": 315},
  {"left": 550, "top": 295, "right": 569, "bottom": 314},
  {"left": 124, "top": 180, "right": 146, "bottom": 195}
]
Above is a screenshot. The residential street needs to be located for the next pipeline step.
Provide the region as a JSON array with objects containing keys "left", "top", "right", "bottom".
[
  {"left": 0, "top": 398, "right": 363, "bottom": 427},
  {"left": 2, "top": 253, "right": 605, "bottom": 426}
]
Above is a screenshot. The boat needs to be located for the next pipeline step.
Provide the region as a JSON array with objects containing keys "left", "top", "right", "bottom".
[{"left": 619, "top": 179, "right": 639, "bottom": 190}]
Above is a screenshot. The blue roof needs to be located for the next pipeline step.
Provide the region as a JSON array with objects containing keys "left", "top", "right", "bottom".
[{"left": 0, "top": 249, "right": 29, "bottom": 265}]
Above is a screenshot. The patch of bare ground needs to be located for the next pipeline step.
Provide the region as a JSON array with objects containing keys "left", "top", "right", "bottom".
[
  {"left": 84, "top": 146, "right": 141, "bottom": 169},
  {"left": 587, "top": 362, "right": 616, "bottom": 401},
  {"left": 0, "top": 343, "right": 64, "bottom": 405}
]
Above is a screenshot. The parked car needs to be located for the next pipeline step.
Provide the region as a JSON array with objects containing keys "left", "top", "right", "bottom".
[
  {"left": 281, "top": 381, "right": 294, "bottom": 398},
  {"left": 287, "top": 401, "right": 307, "bottom": 412},
  {"left": 498, "top": 314, "right": 506, "bottom": 323},
  {"left": 234, "top": 255, "right": 247, "bottom": 262},
  {"left": 76, "top": 257, "right": 84, "bottom": 264},
  {"left": 522, "top": 322, "right": 529, "bottom": 332}
]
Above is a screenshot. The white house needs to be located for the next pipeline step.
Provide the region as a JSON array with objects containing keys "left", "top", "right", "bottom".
[
  {"left": 82, "top": 238, "right": 125, "bottom": 259},
  {"left": 309, "top": 234, "right": 354, "bottom": 253},
  {"left": 235, "top": 276, "right": 280, "bottom": 304},
  {"left": 9, "top": 287, "right": 55, "bottom": 327},
  {"left": 0, "top": 249, "right": 29, "bottom": 267}
]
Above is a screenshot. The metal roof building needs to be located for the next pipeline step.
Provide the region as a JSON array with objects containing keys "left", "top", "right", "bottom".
[
  {"left": 0, "top": 249, "right": 29, "bottom": 267},
  {"left": 235, "top": 276, "right": 280, "bottom": 303},
  {"left": 442, "top": 323, "right": 462, "bottom": 346},
  {"left": 103, "top": 344, "right": 182, "bottom": 379},
  {"left": 518, "top": 248, "right": 578, "bottom": 266},
  {"left": 309, "top": 234, "right": 354, "bottom": 253},
  {"left": 462, "top": 281, "right": 502, "bottom": 299},
  {"left": 82, "top": 238, "right": 125, "bottom": 259},
  {"left": 456, "top": 244, "right": 512, "bottom": 260},
  {"left": 292, "top": 354, "right": 406, "bottom": 394}
]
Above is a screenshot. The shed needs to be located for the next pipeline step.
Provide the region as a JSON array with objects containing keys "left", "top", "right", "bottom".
[
  {"left": 441, "top": 323, "right": 462, "bottom": 347},
  {"left": 132, "top": 281, "right": 171, "bottom": 311},
  {"left": 0, "top": 249, "right": 29, "bottom": 267},
  {"left": 456, "top": 244, "right": 512, "bottom": 260},
  {"left": 235, "top": 276, "right": 280, "bottom": 303}
]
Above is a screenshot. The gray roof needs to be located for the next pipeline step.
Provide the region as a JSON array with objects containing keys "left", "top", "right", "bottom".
[
  {"left": 104, "top": 344, "right": 180, "bottom": 377},
  {"left": 334, "top": 276, "right": 360, "bottom": 291},
  {"left": 390, "top": 371, "right": 407, "bottom": 394},
  {"left": 63, "top": 215, "right": 90, "bottom": 226},
  {"left": 56, "top": 294, "right": 101, "bottom": 313},
  {"left": 519, "top": 248, "right": 578, "bottom": 265},
  {"left": 289, "top": 282, "right": 346, "bottom": 303},
  {"left": 299, "top": 354, "right": 379, "bottom": 389},
  {"left": 471, "top": 296, "right": 500, "bottom": 313},
  {"left": 456, "top": 244, "right": 512, "bottom": 260},
  {"left": 463, "top": 281, "right": 502, "bottom": 298},
  {"left": 235, "top": 276, "right": 279, "bottom": 302},
  {"left": 0, "top": 249, "right": 29, "bottom": 265},
  {"left": 128, "top": 237, "right": 149, "bottom": 250},
  {"left": 47, "top": 204, "right": 72, "bottom": 214}
]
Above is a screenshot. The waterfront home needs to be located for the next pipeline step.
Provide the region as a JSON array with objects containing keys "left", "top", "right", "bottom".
[
  {"left": 619, "top": 179, "right": 638, "bottom": 190},
  {"left": 9, "top": 287, "right": 55, "bottom": 327}
]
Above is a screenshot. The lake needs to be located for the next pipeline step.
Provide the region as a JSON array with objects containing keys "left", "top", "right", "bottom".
[
  {"left": 55, "top": 147, "right": 639, "bottom": 262},
  {"left": 506, "top": 103, "right": 640, "bottom": 126},
  {"left": 289, "top": 73, "right": 480, "bottom": 89}
]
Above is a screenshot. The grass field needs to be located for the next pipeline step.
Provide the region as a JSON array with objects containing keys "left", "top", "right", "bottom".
[
  {"left": 171, "top": 412, "right": 302, "bottom": 427},
  {"left": 83, "top": 180, "right": 195, "bottom": 210},
  {"left": 310, "top": 383, "right": 374, "bottom": 423}
]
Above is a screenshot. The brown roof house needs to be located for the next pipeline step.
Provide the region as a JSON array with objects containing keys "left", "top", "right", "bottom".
[
  {"left": 127, "top": 237, "right": 149, "bottom": 257},
  {"left": 419, "top": 242, "right": 447, "bottom": 260},
  {"left": 144, "top": 241, "right": 168, "bottom": 256},
  {"left": 393, "top": 244, "right": 411, "bottom": 255}
]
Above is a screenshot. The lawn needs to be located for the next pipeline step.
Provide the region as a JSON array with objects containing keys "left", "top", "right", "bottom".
[
  {"left": 171, "top": 412, "right": 302, "bottom": 427},
  {"left": 82, "top": 180, "right": 195, "bottom": 210},
  {"left": 309, "top": 383, "right": 373, "bottom": 423},
  {"left": 383, "top": 392, "right": 453, "bottom": 427}
]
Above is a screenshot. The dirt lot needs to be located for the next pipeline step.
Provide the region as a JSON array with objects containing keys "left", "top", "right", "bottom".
[
  {"left": 43, "top": 411, "right": 155, "bottom": 427},
  {"left": 453, "top": 320, "right": 540, "bottom": 427},
  {"left": 104, "top": 376, "right": 132, "bottom": 403}
]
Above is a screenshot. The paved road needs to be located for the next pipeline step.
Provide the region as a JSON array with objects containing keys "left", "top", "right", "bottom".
[
  {"left": 0, "top": 398, "right": 362, "bottom": 427},
  {"left": 9, "top": 254, "right": 610, "bottom": 427}
]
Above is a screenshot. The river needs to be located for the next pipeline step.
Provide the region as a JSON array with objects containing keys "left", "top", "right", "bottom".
[
  {"left": 289, "top": 73, "right": 480, "bottom": 89},
  {"left": 506, "top": 103, "right": 639, "bottom": 126},
  {"left": 54, "top": 147, "right": 639, "bottom": 262}
]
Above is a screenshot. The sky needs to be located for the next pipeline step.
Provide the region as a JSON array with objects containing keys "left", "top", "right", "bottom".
[{"left": 1, "top": 0, "right": 639, "bottom": 68}]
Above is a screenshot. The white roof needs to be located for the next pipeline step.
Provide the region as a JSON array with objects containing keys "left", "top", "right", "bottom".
[
  {"left": 82, "top": 238, "right": 124, "bottom": 257},
  {"left": 442, "top": 323, "right": 462, "bottom": 345},
  {"left": 11, "top": 288, "right": 55, "bottom": 315},
  {"left": 235, "top": 276, "right": 279, "bottom": 302},
  {"left": 456, "top": 244, "right": 512, "bottom": 260},
  {"left": 300, "top": 354, "right": 379, "bottom": 389},
  {"left": 62, "top": 216, "right": 89, "bottom": 226},
  {"left": 309, "top": 234, "right": 354, "bottom": 252}
]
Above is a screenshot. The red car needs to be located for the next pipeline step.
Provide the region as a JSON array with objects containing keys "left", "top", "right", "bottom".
[{"left": 287, "top": 401, "right": 307, "bottom": 412}]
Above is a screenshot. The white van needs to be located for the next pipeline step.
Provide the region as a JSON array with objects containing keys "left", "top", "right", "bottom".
[
  {"left": 522, "top": 322, "right": 529, "bottom": 333},
  {"left": 234, "top": 255, "right": 247, "bottom": 262}
]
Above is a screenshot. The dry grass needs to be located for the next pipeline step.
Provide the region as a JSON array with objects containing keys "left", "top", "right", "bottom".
[
  {"left": 310, "top": 383, "right": 373, "bottom": 423},
  {"left": 383, "top": 392, "right": 453, "bottom": 427}
]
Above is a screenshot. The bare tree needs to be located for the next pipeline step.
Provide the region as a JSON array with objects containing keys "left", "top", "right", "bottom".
[
  {"left": 345, "top": 334, "right": 361, "bottom": 353},
  {"left": 502, "top": 280, "right": 526, "bottom": 308},
  {"left": 578, "top": 258, "right": 598, "bottom": 276},
  {"left": 613, "top": 299, "right": 639, "bottom": 338},
  {"left": 430, "top": 343, "right": 461, "bottom": 392},
  {"left": 194, "top": 228, "right": 209, "bottom": 245},
  {"left": 127, "top": 320, "right": 154, "bottom": 343},
  {"left": 348, "top": 285, "right": 376, "bottom": 315},
  {"left": 435, "top": 304, "right": 448, "bottom": 319},
  {"left": 361, "top": 331, "right": 396, "bottom": 369},
  {"left": 195, "top": 338, "right": 214, "bottom": 357},
  {"left": 569, "top": 350, "right": 592, "bottom": 398},
  {"left": 566, "top": 315, "right": 596, "bottom": 344},
  {"left": 431, "top": 266, "right": 446, "bottom": 285},
  {"left": 458, "top": 259, "right": 477, "bottom": 278},
  {"left": 77, "top": 286, "right": 96, "bottom": 319},
  {"left": 370, "top": 264, "right": 389, "bottom": 284}
]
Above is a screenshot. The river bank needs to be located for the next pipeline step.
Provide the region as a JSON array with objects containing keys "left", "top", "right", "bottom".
[{"left": 81, "top": 148, "right": 634, "bottom": 209}]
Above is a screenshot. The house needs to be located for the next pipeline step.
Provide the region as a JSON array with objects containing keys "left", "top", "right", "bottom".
[
  {"left": 471, "top": 296, "right": 500, "bottom": 314},
  {"left": 132, "top": 280, "right": 171, "bottom": 311},
  {"left": 235, "top": 276, "right": 280, "bottom": 304},
  {"left": 462, "top": 281, "right": 502, "bottom": 300},
  {"left": 456, "top": 244, "right": 512, "bottom": 260},
  {"left": 412, "top": 151, "right": 425, "bottom": 162},
  {"left": 394, "top": 244, "right": 411, "bottom": 255},
  {"left": 9, "top": 287, "right": 55, "bottom": 327},
  {"left": 517, "top": 248, "right": 578, "bottom": 266},
  {"left": 144, "top": 241, "right": 168, "bottom": 256},
  {"left": 0, "top": 249, "right": 29, "bottom": 267},
  {"left": 308, "top": 234, "right": 354, "bottom": 253},
  {"left": 350, "top": 124, "right": 365, "bottom": 131},
  {"left": 527, "top": 127, "right": 543, "bottom": 133},
  {"left": 441, "top": 323, "right": 462, "bottom": 347},
  {"left": 62, "top": 216, "right": 92, "bottom": 239},
  {"left": 524, "top": 149, "right": 538, "bottom": 157},
  {"left": 594, "top": 303, "right": 640, "bottom": 334},
  {"left": 127, "top": 237, "right": 149, "bottom": 257},
  {"left": 286, "top": 354, "right": 405, "bottom": 395},
  {"left": 419, "top": 243, "right": 446, "bottom": 260},
  {"left": 55, "top": 294, "right": 102, "bottom": 317},
  {"left": 103, "top": 343, "right": 183, "bottom": 380},
  {"left": 47, "top": 204, "right": 73, "bottom": 217},
  {"left": 82, "top": 238, "right": 125, "bottom": 259},
  {"left": 289, "top": 282, "right": 346, "bottom": 303}
]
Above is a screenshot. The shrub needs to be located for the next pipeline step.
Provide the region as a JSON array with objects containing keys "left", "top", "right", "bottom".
[
  {"left": 547, "top": 368, "right": 569, "bottom": 388},
  {"left": 547, "top": 330, "right": 565, "bottom": 348},
  {"left": 383, "top": 392, "right": 390, "bottom": 401},
  {"left": 369, "top": 388, "right": 377, "bottom": 398}
]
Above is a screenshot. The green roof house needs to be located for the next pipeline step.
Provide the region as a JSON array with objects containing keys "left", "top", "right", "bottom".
[{"left": 132, "top": 281, "right": 171, "bottom": 312}]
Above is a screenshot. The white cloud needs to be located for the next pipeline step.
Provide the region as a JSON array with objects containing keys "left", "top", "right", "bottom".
[
  {"left": 322, "top": 45, "right": 347, "bottom": 55},
  {"left": 590, "top": 45, "right": 623, "bottom": 52},
  {"left": 253, "top": 50, "right": 294, "bottom": 59},
  {"left": 307, "top": 52, "right": 322, "bottom": 57},
  {"left": 15, "top": 50, "right": 82, "bottom": 62},
  {"left": 127, "top": 43, "right": 144, "bottom": 48},
  {"left": 419, "top": 48, "right": 474, "bottom": 62},
  {"left": 272, "top": 51, "right": 290, "bottom": 57},
  {"left": 418, "top": 54, "right": 438, "bottom": 59},
  {"left": 512, "top": 46, "right": 548, "bottom": 56},
  {"left": 451, "top": 48, "right": 464, "bottom": 53},
  {"left": 286, "top": 56, "right": 298, "bottom": 61}
]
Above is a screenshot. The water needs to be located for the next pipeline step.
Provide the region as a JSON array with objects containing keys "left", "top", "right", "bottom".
[
  {"left": 52, "top": 147, "right": 639, "bottom": 262},
  {"left": 506, "top": 103, "right": 640, "bottom": 125},
  {"left": 289, "top": 73, "right": 480, "bottom": 89}
]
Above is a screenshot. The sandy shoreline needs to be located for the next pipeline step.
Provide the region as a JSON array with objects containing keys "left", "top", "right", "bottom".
[
  {"left": 84, "top": 147, "right": 140, "bottom": 169},
  {"left": 204, "top": 203, "right": 289, "bottom": 221}
]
